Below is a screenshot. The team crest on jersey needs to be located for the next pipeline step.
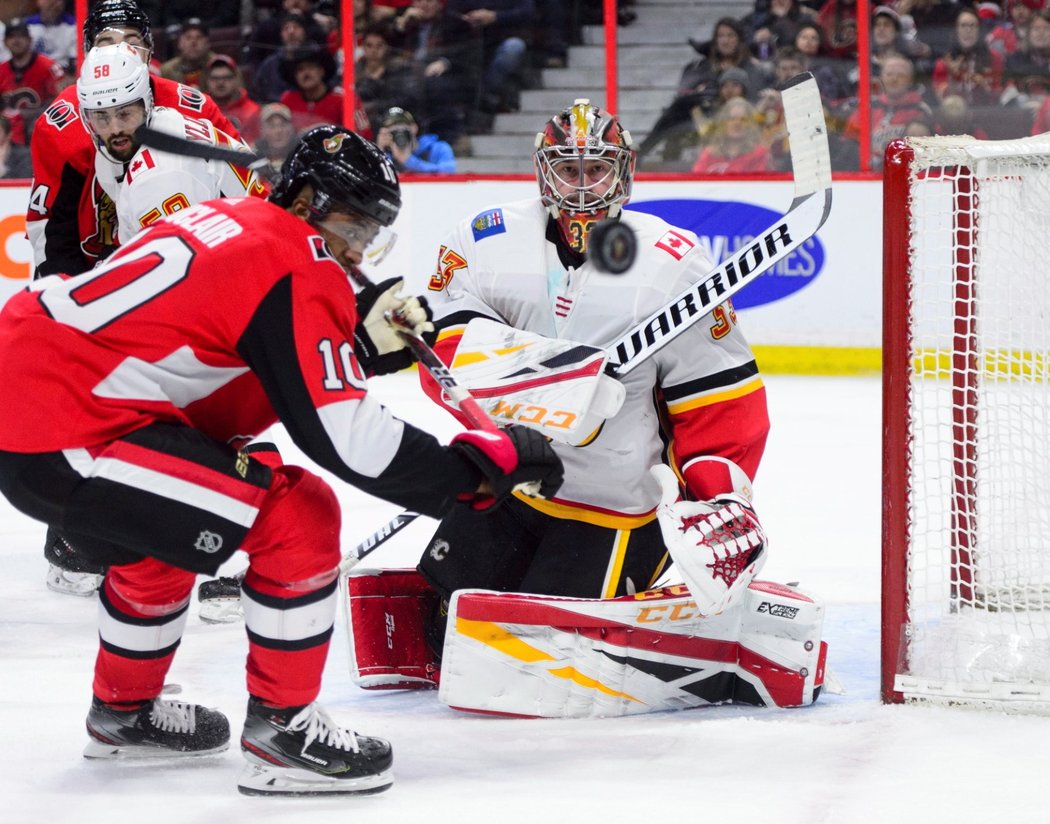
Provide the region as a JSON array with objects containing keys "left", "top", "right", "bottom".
[
  {"left": 323, "top": 133, "right": 347, "bottom": 153},
  {"left": 177, "top": 85, "right": 205, "bottom": 113},
  {"left": 654, "top": 229, "right": 695, "bottom": 260},
  {"left": 428, "top": 244, "right": 467, "bottom": 291},
  {"left": 80, "top": 179, "right": 117, "bottom": 260},
  {"left": 44, "top": 99, "right": 78, "bottom": 130},
  {"left": 471, "top": 208, "right": 505, "bottom": 241},
  {"left": 309, "top": 234, "right": 337, "bottom": 263}
]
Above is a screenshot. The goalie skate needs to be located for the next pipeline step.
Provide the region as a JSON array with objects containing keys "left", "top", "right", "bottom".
[
  {"left": 238, "top": 698, "right": 393, "bottom": 796},
  {"left": 83, "top": 692, "right": 230, "bottom": 759}
]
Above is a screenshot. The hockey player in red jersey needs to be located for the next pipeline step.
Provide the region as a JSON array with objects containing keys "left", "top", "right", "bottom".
[
  {"left": 29, "top": 0, "right": 247, "bottom": 595},
  {"left": 0, "top": 125, "right": 563, "bottom": 794},
  {"left": 27, "top": 0, "right": 242, "bottom": 279}
]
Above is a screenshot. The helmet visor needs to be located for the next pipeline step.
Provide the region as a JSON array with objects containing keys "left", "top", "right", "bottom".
[{"left": 314, "top": 213, "right": 398, "bottom": 267}]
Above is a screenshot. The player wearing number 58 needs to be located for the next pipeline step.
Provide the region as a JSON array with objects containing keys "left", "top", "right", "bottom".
[
  {"left": 0, "top": 125, "right": 563, "bottom": 795},
  {"left": 78, "top": 43, "right": 266, "bottom": 245}
]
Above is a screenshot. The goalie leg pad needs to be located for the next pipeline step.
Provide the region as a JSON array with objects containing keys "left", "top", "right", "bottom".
[
  {"left": 739, "top": 580, "right": 827, "bottom": 706},
  {"left": 345, "top": 568, "right": 440, "bottom": 690},
  {"left": 437, "top": 580, "right": 827, "bottom": 718}
]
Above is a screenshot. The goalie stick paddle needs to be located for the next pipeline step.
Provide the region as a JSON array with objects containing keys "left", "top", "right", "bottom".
[
  {"left": 134, "top": 124, "right": 268, "bottom": 169},
  {"left": 338, "top": 510, "right": 422, "bottom": 574},
  {"left": 607, "top": 71, "right": 833, "bottom": 377}
]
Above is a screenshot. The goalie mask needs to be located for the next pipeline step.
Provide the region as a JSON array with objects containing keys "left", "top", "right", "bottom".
[
  {"left": 78, "top": 43, "right": 154, "bottom": 164},
  {"left": 270, "top": 125, "right": 401, "bottom": 267},
  {"left": 83, "top": 0, "right": 153, "bottom": 56},
  {"left": 534, "top": 99, "right": 636, "bottom": 254}
]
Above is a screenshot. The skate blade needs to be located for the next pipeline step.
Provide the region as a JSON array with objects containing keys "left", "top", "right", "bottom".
[
  {"left": 237, "top": 760, "right": 394, "bottom": 796},
  {"left": 46, "top": 565, "right": 102, "bottom": 597},
  {"left": 83, "top": 738, "right": 229, "bottom": 760},
  {"left": 198, "top": 599, "right": 244, "bottom": 624}
]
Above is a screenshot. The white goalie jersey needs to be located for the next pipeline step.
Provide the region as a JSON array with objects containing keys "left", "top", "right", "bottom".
[
  {"left": 421, "top": 197, "right": 771, "bottom": 521},
  {"left": 94, "top": 106, "right": 266, "bottom": 245}
]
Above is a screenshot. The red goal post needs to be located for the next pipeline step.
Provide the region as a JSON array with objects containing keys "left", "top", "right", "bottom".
[{"left": 882, "top": 135, "right": 1050, "bottom": 711}]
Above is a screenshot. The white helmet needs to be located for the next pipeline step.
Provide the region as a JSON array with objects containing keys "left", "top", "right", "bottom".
[{"left": 78, "top": 43, "right": 153, "bottom": 159}]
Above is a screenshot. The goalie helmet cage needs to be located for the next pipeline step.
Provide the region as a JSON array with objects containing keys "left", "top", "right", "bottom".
[{"left": 882, "top": 135, "right": 1050, "bottom": 711}]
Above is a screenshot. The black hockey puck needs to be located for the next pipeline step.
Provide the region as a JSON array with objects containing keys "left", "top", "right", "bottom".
[{"left": 589, "top": 220, "right": 637, "bottom": 274}]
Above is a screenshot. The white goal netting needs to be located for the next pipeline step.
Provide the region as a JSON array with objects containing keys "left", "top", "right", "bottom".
[{"left": 887, "top": 135, "right": 1050, "bottom": 710}]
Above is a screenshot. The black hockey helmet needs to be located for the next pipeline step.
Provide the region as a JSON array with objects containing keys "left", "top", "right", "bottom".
[
  {"left": 83, "top": 0, "right": 153, "bottom": 53},
  {"left": 269, "top": 125, "right": 401, "bottom": 228}
]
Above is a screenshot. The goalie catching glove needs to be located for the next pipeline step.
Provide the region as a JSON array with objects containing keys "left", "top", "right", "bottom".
[
  {"left": 450, "top": 426, "right": 564, "bottom": 510},
  {"left": 651, "top": 463, "right": 767, "bottom": 615},
  {"left": 354, "top": 277, "right": 436, "bottom": 375}
]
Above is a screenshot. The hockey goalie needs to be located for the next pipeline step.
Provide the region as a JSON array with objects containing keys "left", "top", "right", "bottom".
[{"left": 347, "top": 98, "right": 829, "bottom": 718}]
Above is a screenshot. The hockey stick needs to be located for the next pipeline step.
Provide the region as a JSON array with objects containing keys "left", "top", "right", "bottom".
[
  {"left": 347, "top": 267, "right": 500, "bottom": 436},
  {"left": 338, "top": 509, "right": 422, "bottom": 574},
  {"left": 135, "top": 124, "right": 267, "bottom": 168},
  {"left": 348, "top": 266, "right": 546, "bottom": 497},
  {"left": 607, "top": 72, "right": 833, "bottom": 376}
]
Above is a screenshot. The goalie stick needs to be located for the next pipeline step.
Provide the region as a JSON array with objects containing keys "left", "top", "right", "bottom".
[
  {"left": 346, "top": 267, "right": 500, "bottom": 436},
  {"left": 607, "top": 71, "right": 832, "bottom": 376}
]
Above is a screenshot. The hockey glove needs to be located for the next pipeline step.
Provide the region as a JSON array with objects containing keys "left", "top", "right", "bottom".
[
  {"left": 651, "top": 464, "right": 767, "bottom": 615},
  {"left": 450, "top": 426, "right": 564, "bottom": 510},
  {"left": 354, "top": 277, "right": 436, "bottom": 376}
]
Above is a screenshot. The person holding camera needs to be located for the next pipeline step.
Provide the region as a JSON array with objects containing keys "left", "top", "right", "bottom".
[{"left": 375, "top": 106, "right": 456, "bottom": 173}]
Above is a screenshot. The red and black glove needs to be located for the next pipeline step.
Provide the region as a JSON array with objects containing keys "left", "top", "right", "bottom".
[{"left": 449, "top": 426, "right": 564, "bottom": 510}]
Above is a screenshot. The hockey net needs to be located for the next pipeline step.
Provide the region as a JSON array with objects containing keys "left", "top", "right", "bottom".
[{"left": 882, "top": 135, "right": 1050, "bottom": 711}]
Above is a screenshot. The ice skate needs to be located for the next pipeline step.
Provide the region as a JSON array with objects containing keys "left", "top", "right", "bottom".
[
  {"left": 84, "top": 692, "right": 230, "bottom": 759},
  {"left": 44, "top": 528, "right": 104, "bottom": 596},
  {"left": 238, "top": 697, "right": 393, "bottom": 796},
  {"left": 197, "top": 572, "right": 245, "bottom": 623}
]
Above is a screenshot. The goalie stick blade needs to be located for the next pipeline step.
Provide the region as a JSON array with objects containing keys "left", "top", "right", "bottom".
[
  {"left": 134, "top": 125, "right": 265, "bottom": 168},
  {"left": 780, "top": 72, "right": 833, "bottom": 199},
  {"left": 607, "top": 73, "right": 832, "bottom": 377}
]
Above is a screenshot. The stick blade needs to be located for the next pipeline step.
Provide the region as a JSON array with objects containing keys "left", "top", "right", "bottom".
[
  {"left": 780, "top": 72, "right": 832, "bottom": 197},
  {"left": 134, "top": 124, "right": 263, "bottom": 168}
]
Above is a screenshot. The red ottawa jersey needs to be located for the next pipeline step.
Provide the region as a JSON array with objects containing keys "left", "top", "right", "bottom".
[
  {"left": 0, "top": 196, "right": 480, "bottom": 517},
  {"left": 26, "top": 78, "right": 242, "bottom": 278}
]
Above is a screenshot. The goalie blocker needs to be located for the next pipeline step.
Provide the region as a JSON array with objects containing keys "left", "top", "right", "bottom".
[{"left": 346, "top": 569, "right": 827, "bottom": 718}]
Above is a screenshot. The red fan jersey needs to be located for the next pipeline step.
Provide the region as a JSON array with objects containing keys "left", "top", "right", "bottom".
[
  {"left": 26, "top": 78, "right": 241, "bottom": 278},
  {"left": 0, "top": 53, "right": 65, "bottom": 116},
  {"left": 0, "top": 196, "right": 478, "bottom": 515},
  {"left": 280, "top": 88, "right": 373, "bottom": 140}
]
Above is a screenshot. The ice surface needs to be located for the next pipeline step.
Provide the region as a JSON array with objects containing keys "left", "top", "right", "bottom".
[{"left": 3, "top": 373, "right": 1048, "bottom": 821}]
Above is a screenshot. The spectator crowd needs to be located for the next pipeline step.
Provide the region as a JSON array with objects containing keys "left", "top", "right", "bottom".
[
  {"left": 640, "top": 0, "right": 1050, "bottom": 172},
  {"left": 0, "top": 0, "right": 633, "bottom": 178},
  {"left": 1, "top": 0, "right": 1049, "bottom": 178}
]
